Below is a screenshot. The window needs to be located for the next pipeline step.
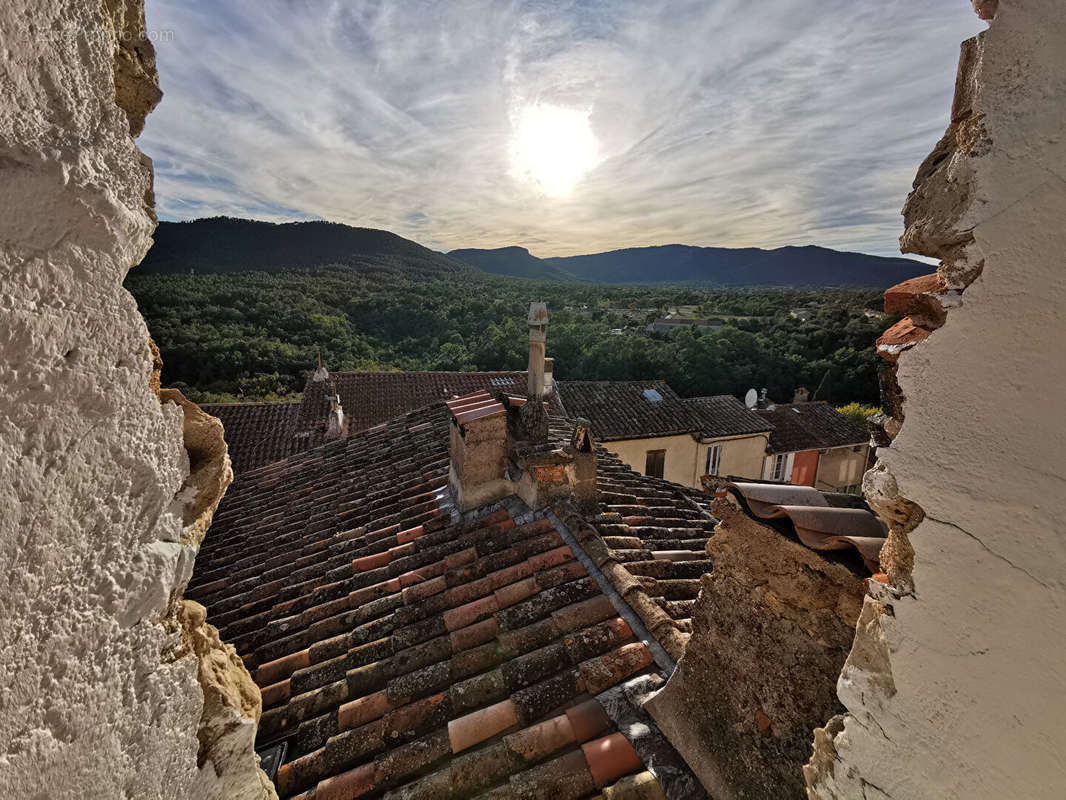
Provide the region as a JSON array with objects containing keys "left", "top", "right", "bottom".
[
  {"left": 645, "top": 449, "right": 666, "bottom": 479},
  {"left": 705, "top": 444, "right": 722, "bottom": 477},
  {"left": 772, "top": 453, "right": 788, "bottom": 481}
]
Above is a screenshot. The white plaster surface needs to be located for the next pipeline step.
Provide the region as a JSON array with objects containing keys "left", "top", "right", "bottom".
[
  {"left": 808, "top": 2, "right": 1066, "bottom": 798},
  {"left": 0, "top": 2, "right": 272, "bottom": 797}
]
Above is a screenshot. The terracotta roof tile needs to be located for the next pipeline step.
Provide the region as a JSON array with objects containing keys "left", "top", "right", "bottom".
[
  {"left": 725, "top": 481, "right": 888, "bottom": 573},
  {"left": 188, "top": 399, "right": 714, "bottom": 798}
]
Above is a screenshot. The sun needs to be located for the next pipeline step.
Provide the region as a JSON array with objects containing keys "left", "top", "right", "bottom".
[{"left": 510, "top": 103, "right": 599, "bottom": 197}]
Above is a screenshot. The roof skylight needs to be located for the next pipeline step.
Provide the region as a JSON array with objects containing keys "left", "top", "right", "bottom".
[{"left": 643, "top": 388, "right": 664, "bottom": 403}]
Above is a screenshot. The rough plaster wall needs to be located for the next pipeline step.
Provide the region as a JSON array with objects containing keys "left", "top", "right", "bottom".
[
  {"left": 806, "top": 2, "right": 1066, "bottom": 798},
  {"left": 645, "top": 500, "right": 864, "bottom": 800},
  {"left": 0, "top": 1, "right": 274, "bottom": 797}
]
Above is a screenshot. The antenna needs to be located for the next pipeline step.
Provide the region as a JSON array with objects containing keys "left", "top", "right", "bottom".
[
  {"left": 744, "top": 388, "right": 758, "bottom": 409},
  {"left": 811, "top": 369, "right": 830, "bottom": 401}
]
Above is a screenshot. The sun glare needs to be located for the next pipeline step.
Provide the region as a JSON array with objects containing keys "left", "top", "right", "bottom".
[{"left": 510, "top": 103, "right": 599, "bottom": 198}]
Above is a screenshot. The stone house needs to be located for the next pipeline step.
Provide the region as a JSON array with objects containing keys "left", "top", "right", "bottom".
[{"left": 554, "top": 381, "right": 773, "bottom": 488}]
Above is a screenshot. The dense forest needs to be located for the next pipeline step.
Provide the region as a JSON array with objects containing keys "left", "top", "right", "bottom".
[{"left": 126, "top": 266, "right": 893, "bottom": 406}]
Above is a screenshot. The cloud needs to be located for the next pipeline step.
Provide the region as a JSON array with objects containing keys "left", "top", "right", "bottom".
[{"left": 141, "top": 0, "right": 985, "bottom": 257}]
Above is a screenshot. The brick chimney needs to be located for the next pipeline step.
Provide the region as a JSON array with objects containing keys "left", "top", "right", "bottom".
[{"left": 793, "top": 387, "right": 810, "bottom": 403}]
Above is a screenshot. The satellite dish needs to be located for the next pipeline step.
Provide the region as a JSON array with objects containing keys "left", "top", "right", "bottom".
[{"left": 744, "top": 388, "right": 758, "bottom": 409}]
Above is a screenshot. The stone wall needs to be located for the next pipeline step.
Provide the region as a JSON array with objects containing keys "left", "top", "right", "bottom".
[
  {"left": 806, "top": 2, "right": 1066, "bottom": 798},
  {"left": 645, "top": 500, "right": 865, "bottom": 800},
  {"left": 0, "top": 1, "right": 273, "bottom": 797}
]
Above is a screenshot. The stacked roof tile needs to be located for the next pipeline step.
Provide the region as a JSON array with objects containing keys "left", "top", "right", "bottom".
[
  {"left": 722, "top": 481, "right": 888, "bottom": 573},
  {"left": 754, "top": 402, "right": 867, "bottom": 453},
  {"left": 188, "top": 401, "right": 710, "bottom": 799}
]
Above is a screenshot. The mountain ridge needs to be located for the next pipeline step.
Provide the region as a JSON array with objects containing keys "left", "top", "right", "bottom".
[
  {"left": 143, "top": 217, "right": 926, "bottom": 287},
  {"left": 450, "top": 242, "right": 926, "bottom": 287}
]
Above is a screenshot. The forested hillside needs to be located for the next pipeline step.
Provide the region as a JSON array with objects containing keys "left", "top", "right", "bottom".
[
  {"left": 147, "top": 218, "right": 923, "bottom": 288},
  {"left": 141, "top": 217, "right": 472, "bottom": 278},
  {"left": 126, "top": 265, "right": 892, "bottom": 407},
  {"left": 448, "top": 246, "right": 574, "bottom": 281},
  {"left": 454, "top": 243, "right": 927, "bottom": 287}
]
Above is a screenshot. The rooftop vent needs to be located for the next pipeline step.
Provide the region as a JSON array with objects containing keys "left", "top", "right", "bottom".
[{"left": 643, "top": 388, "right": 664, "bottom": 403}]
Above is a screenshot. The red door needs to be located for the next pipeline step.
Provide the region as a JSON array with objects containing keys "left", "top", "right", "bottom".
[{"left": 791, "top": 450, "right": 819, "bottom": 486}]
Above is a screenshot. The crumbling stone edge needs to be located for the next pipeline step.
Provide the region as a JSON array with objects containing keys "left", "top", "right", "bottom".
[{"left": 804, "top": 2, "right": 999, "bottom": 797}]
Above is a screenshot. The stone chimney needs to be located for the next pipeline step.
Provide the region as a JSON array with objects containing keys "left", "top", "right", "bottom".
[
  {"left": 312, "top": 346, "right": 329, "bottom": 382},
  {"left": 543, "top": 357, "right": 555, "bottom": 396},
  {"left": 447, "top": 392, "right": 511, "bottom": 511},
  {"left": 527, "top": 302, "right": 548, "bottom": 399},
  {"left": 326, "top": 390, "right": 345, "bottom": 438},
  {"left": 793, "top": 387, "right": 810, "bottom": 403},
  {"left": 447, "top": 303, "right": 597, "bottom": 513},
  {"left": 518, "top": 302, "right": 550, "bottom": 442}
]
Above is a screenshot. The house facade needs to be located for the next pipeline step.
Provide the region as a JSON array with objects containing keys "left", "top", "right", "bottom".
[
  {"left": 754, "top": 402, "right": 870, "bottom": 493},
  {"left": 555, "top": 381, "right": 773, "bottom": 488}
]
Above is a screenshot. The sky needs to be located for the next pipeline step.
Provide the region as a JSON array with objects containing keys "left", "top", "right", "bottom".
[{"left": 141, "top": 1, "right": 986, "bottom": 258}]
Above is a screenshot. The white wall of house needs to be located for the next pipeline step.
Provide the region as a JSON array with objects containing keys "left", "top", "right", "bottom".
[
  {"left": 606, "top": 431, "right": 768, "bottom": 488},
  {"left": 606, "top": 433, "right": 700, "bottom": 486},
  {"left": 699, "top": 433, "right": 770, "bottom": 482}
]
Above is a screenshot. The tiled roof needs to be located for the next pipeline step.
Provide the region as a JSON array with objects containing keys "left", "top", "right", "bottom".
[
  {"left": 556, "top": 381, "right": 772, "bottom": 444},
  {"left": 187, "top": 402, "right": 710, "bottom": 800},
  {"left": 298, "top": 371, "right": 562, "bottom": 439},
  {"left": 203, "top": 371, "right": 563, "bottom": 474},
  {"left": 721, "top": 481, "right": 887, "bottom": 574},
  {"left": 555, "top": 381, "right": 703, "bottom": 442},
  {"left": 200, "top": 401, "right": 302, "bottom": 473},
  {"left": 754, "top": 402, "right": 868, "bottom": 453},
  {"left": 683, "top": 395, "right": 774, "bottom": 438}
]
